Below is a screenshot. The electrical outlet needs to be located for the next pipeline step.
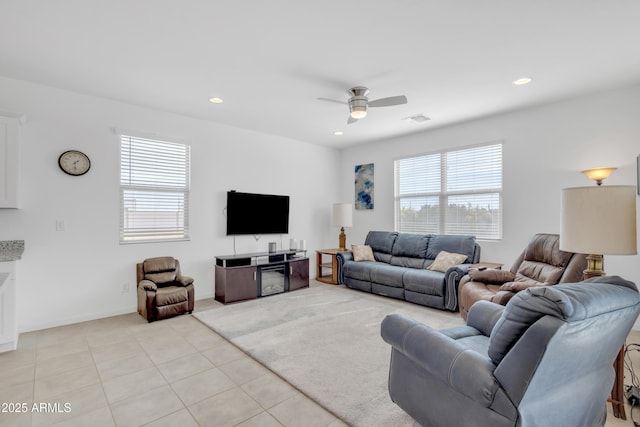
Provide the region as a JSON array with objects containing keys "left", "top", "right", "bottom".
[
  {"left": 626, "top": 385, "right": 640, "bottom": 406},
  {"left": 122, "top": 283, "right": 130, "bottom": 293},
  {"left": 55, "top": 219, "right": 65, "bottom": 232}
]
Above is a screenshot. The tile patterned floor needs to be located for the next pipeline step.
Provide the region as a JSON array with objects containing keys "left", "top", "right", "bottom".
[
  {"left": 0, "top": 297, "right": 347, "bottom": 427},
  {"left": 1, "top": 290, "right": 640, "bottom": 426}
]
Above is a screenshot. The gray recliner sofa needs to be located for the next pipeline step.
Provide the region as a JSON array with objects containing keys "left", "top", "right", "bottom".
[
  {"left": 336, "top": 231, "right": 480, "bottom": 311},
  {"left": 381, "top": 276, "right": 640, "bottom": 427}
]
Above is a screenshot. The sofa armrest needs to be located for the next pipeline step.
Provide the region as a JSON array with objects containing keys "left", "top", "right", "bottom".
[
  {"left": 381, "top": 313, "right": 499, "bottom": 406},
  {"left": 444, "top": 264, "right": 471, "bottom": 311},
  {"left": 139, "top": 279, "right": 157, "bottom": 292},
  {"left": 466, "top": 300, "right": 505, "bottom": 336},
  {"left": 176, "top": 275, "right": 194, "bottom": 286},
  {"left": 491, "top": 290, "right": 517, "bottom": 306},
  {"left": 335, "top": 251, "right": 353, "bottom": 285},
  {"left": 468, "top": 269, "right": 516, "bottom": 285}
]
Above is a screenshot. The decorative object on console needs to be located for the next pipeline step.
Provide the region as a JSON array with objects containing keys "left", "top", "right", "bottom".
[
  {"left": 332, "top": 203, "right": 353, "bottom": 251},
  {"left": 560, "top": 168, "right": 637, "bottom": 278},
  {"left": 355, "top": 163, "right": 374, "bottom": 209}
]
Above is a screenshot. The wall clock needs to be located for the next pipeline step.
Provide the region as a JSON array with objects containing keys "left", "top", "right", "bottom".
[{"left": 58, "top": 150, "right": 91, "bottom": 176}]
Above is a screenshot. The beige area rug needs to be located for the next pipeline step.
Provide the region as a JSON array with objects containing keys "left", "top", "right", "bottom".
[{"left": 193, "top": 283, "right": 465, "bottom": 426}]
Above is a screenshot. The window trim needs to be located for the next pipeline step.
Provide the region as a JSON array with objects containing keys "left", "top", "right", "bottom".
[
  {"left": 394, "top": 141, "right": 503, "bottom": 240},
  {"left": 118, "top": 130, "right": 191, "bottom": 244}
]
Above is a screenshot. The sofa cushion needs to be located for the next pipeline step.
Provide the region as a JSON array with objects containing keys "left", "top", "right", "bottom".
[
  {"left": 155, "top": 286, "right": 188, "bottom": 306},
  {"left": 370, "top": 263, "right": 407, "bottom": 288},
  {"left": 343, "top": 260, "right": 373, "bottom": 282},
  {"left": 427, "top": 250, "right": 468, "bottom": 272},
  {"left": 522, "top": 233, "right": 573, "bottom": 267},
  {"left": 144, "top": 257, "right": 177, "bottom": 284},
  {"left": 365, "top": 231, "right": 398, "bottom": 263},
  {"left": 352, "top": 244, "right": 375, "bottom": 261},
  {"left": 426, "top": 235, "right": 476, "bottom": 262},
  {"left": 403, "top": 269, "right": 447, "bottom": 295},
  {"left": 365, "top": 231, "right": 398, "bottom": 254},
  {"left": 391, "top": 233, "right": 429, "bottom": 258},
  {"left": 514, "top": 260, "right": 564, "bottom": 285},
  {"left": 389, "top": 256, "right": 427, "bottom": 269}
]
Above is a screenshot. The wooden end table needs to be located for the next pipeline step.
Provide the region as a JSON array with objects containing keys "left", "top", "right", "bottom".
[{"left": 316, "top": 249, "right": 341, "bottom": 285}]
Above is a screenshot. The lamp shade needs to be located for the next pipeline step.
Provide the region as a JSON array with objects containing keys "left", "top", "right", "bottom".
[
  {"left": 560, "top": 186, "right": 637, "bottom": 255},
  {"left": 331, "top": 203, "right": 353, "bottom": 228}
]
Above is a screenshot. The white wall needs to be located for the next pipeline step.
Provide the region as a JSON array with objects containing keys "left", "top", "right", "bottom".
[
  {"left": 339, "top": 84, "right": 640, "bottom": 286},
  {"left": 0, "top": 76, "right": 340, "bottom": 332}
]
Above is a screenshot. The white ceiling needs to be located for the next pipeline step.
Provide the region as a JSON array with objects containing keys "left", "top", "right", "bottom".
[{"left": 2, "top": 1, "right": 640, "bottom": 148}]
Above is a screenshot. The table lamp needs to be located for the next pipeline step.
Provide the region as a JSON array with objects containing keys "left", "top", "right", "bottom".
[
  {"left": 332, "top": 203, "right": 353, "bottom": 251},
  {"left": 560, "top": 168, "right": 637, "bottom": 278}
]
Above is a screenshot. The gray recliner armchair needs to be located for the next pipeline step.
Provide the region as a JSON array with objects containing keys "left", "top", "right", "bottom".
[{"left": 381, "top": 276, "right": 640, "bottom": 427}]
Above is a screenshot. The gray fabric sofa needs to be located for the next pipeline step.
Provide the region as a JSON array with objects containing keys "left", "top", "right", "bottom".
[
  {"left": 381, "top": 276, "right": 640, "bottom": 427},
  {"left": 336, "top": 231, "right": 480, "bottom": 311}
]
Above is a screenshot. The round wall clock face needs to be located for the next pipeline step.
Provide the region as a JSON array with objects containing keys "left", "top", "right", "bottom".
[{"left": 58, "top": 150, "right": 91, "bottom": 176}]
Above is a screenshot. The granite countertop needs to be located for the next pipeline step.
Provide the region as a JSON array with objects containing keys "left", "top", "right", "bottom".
[{"left": 0, "top": 240, "right": 24, "bottom": 261}]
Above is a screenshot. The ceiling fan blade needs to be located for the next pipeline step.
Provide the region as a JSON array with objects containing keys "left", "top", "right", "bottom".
[
  {"left": 347, "top": 115, "right": 358, "bottom": 124},
  {"left": 317, "top": 97, "right": 347, "bottom": 105},
  {"left": 368, "top": 95, "right": 407, "bottom": 108}
]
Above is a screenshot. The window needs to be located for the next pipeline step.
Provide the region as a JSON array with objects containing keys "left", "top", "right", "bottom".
[
  {"left": 394, "top": 142, "right": 502, "bottom": 240},
  {"left": 119, "top": 134, "right": 190, "bottom": 243}
]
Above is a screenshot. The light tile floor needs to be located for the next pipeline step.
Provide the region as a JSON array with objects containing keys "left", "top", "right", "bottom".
[
  {"left": 0, "top": 297, "right": 347, "bottom": 427},
  {"left": 1, "top": 293, "right": 640, "bottom": 427}
]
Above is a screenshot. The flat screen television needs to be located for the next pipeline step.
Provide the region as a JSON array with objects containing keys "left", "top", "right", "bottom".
[{"left": 226, "top": 191, "right": 290, "bottom": 235}]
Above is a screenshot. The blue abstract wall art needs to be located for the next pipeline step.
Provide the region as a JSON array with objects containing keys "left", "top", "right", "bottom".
[{"left": 355, "top": 163, "right": 374, "bottom": 210}]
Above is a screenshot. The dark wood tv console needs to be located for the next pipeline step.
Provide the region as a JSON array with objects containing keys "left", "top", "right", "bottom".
[{"left": 214, "top": 250, "right": 309, "bottom": 304}]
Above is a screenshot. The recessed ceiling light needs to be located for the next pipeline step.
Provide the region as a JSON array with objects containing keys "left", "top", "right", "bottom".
[
  {"left": 333, "top": 131, "right": 344, "bottom": 136},
  {"left": 513, "top": 77, "right": 532, "bottom": 86},
  {"left": 209, "top": 97, "right": 224, "bottom": 104}
]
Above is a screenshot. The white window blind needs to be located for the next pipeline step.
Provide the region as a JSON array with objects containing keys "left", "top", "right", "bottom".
[
  {"left": 119, "top": 134, "right": 190, "bottom": 243},
  {"left": 395, "top": 143, "right": 502, "bottom": 240}
]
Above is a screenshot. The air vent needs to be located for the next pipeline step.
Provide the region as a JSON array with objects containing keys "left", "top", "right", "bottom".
[{"left": 403, "top": 114, "right": 430, "bottom": 123}]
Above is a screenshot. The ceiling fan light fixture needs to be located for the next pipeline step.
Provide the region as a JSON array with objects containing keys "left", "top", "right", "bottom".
[
  {"left": 349, "top": 96, "right": 368, "bottom": 119},
  {"left": 350, "top": 107, "right": 367, "bottom": 119}
]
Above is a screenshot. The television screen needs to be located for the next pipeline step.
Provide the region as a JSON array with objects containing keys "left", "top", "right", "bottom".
[{"left": 226, "top": 191, "right": 290, "bottom": 235}]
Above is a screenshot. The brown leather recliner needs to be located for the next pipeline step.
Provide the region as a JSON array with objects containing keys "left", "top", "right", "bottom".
[
  {"left": 458, "top": 233, "right": 587, "bottom": 320},
  {"left": 137, "top": 256, "right": 195, "bottom": 322}
]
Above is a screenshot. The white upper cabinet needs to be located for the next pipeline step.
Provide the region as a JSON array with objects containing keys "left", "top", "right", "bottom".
[{"left": 0, "top": 115, "right": 21, "bottom": 208}]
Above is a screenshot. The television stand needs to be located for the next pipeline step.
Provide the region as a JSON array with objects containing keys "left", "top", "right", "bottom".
[{"left": 214, "top": 250, "right": 309, "bottom": 304}]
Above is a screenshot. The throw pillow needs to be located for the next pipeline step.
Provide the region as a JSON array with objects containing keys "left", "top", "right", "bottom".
[
  {"left": 427, "top": 250, "right": 468, "bottom": 272},
  {"left": 352, "top": 244, "right": 375, "bottom": 262}
]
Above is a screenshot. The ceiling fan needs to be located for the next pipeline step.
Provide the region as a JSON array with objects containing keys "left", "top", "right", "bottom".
[{"left": 318, "top": 86, "right": 407, "bottom": 124}]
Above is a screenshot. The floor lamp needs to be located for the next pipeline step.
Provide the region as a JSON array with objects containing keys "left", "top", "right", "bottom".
[
  {"left": 332, "top": 203, "right": 353, "bottom": 251},
  {"left": 560, "top": 178, "right": 637, "bottom": 419}
]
